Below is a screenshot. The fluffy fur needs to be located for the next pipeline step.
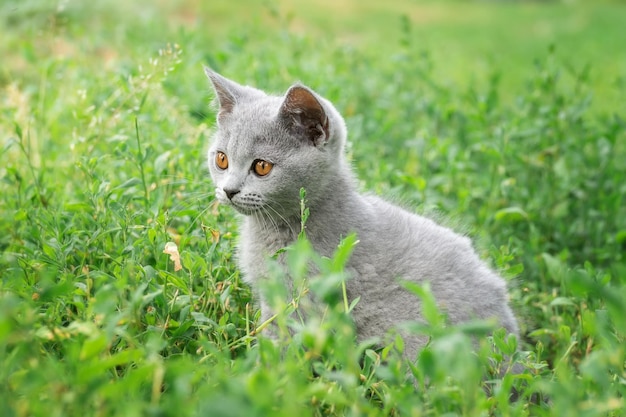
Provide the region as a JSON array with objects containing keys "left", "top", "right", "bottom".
[{"left": 205, "top": 68, "right": 519, "bottom": 359}]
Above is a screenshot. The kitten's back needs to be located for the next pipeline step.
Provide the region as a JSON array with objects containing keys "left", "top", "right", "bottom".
[{"left": 325, "top": 194, "right": 519, "bottom": 356}]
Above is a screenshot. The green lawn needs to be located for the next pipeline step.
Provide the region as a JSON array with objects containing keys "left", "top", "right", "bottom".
[{"left": 1, "top": 0, "right": 625, "bottom": 416}]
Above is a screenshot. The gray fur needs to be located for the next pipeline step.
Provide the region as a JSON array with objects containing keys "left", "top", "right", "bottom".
[{"left": 204, "top": 68, "right": 519, "bottom": 359}]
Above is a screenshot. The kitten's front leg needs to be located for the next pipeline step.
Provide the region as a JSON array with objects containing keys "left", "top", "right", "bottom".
[{"left": 255, "top": 298, "right": 278, "bottom": 338}]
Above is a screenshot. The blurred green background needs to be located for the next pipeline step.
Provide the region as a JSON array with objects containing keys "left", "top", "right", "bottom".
[{"left": 2, "top": 0, "right": 625, "bottom": 112}]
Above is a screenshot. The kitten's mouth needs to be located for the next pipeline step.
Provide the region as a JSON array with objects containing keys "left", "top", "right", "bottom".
[
  {"left": 219, "top": 198, "right": 261, "bottom": 216},
  {"left": 229, "top": 202, "right": 261, "bottom": 216},
  {"left": 215, "top": 188, "right": 263, "bottom": 216}
]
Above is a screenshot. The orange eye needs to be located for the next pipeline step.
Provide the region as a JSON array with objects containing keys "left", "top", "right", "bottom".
[
  {"left": 215, "top": 151, "right": 228, "bottom": 170},
  {"left": 253, "top": 159, "right": 273, "bottom": 177}
]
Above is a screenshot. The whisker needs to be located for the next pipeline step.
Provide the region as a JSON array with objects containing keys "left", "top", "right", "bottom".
[
  {"left": 264, "top": 202, "right": 297, "bottom": 238},
  {"left": 168, "top": 193, "right": 214, "bottom": 214},
  {"left": 262, "top": 206, "right": 281, "bottom": 237}
]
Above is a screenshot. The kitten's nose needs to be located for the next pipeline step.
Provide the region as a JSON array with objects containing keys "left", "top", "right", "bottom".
[{"left": 223, "top": 188, "right": 240, "bottom": 200}]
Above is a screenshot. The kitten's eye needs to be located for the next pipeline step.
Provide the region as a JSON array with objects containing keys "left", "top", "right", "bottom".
[
  {"left": 215, "top": 151, "right": 228, "bottom": 170},
  {"left": 253, "top": 159, "right": 274, "bottom": 177}
]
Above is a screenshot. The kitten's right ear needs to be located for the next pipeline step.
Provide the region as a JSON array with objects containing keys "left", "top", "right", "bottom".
[
  {"left": 279, "top": 85, "right": 330, "bottom": 147},
  {"left": 204, "top": 67, "right": 240, "bottom": 121}
]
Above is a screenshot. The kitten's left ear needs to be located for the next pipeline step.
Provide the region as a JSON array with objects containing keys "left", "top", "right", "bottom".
[
  {"left": 279, "top": 85, "right": 330, "bottom": 147},
  {"left": 204, "top": 67, "right": 241, "bottom": 122}
]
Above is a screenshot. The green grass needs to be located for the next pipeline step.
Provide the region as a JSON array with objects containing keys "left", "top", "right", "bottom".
[{"left": 1, "top": 0, "right": 625, "bottom": 416}]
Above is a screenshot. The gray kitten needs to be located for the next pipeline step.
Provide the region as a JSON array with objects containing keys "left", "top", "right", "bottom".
[{"left": 204, "top": 68, "right": 519, "bottom": 359}]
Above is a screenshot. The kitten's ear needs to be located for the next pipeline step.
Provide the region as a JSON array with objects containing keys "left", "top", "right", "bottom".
[
  {"left": 279, "top": 85, "right": 330, "bottom": 147},
  {"left": 204, "top": 67, "right": 241, "bottom": 121}
]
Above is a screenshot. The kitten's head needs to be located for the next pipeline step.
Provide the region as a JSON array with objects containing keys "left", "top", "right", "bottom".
[{"left": 205, "top": 68, "right": 347, "bottom": 219}]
